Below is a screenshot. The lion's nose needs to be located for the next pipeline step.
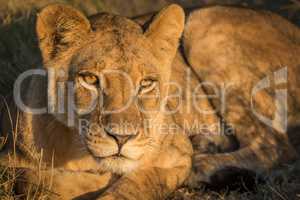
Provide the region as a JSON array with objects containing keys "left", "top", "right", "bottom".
[
  {"left": 104, "top": 128, "right": 133, "bottom": 149},
  {"left": 114, "top": 135, "right": 132, "bottom": 148}
]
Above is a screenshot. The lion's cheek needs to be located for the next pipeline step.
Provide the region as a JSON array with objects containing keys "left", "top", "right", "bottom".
[{"left": 121, "top": 142, "right": 146, "bottom": 160}]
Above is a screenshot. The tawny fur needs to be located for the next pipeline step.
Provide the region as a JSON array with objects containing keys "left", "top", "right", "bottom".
[{"left": 0, "top": 4, "right": 299, "bottom": 200}]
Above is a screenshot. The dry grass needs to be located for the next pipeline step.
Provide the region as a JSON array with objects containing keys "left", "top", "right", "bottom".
[
  {"left": 0, "top": 0, "right": 299, "bottom": 199},
  {"left": 0, "top": 99, "right": 53, "bottom": 200},
  {"left": 0, "top": 165, "right": 57, "bottom": 200},
  {"left": 0, "top": 166, "right": 46, "bottom": 200}
]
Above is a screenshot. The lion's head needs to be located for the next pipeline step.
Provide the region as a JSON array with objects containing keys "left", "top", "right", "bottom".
[{"left": 36, "top": 4, "right": 185, "bottom": 173}]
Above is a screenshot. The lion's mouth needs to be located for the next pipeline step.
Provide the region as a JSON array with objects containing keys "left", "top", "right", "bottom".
[
  {"left": 85, "top": 127, "right": 146, "bottom": 161},
  {"left": 93, "top": 153, "right": 141, "bottom": 174},
  {"left": 96, "top": 154, "right": 134, "bottom": 161}
]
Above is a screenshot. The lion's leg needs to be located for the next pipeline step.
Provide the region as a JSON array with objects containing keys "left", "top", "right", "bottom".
[
  {"left": 190, "top": 133, "right": 239, "bottom": 155},
  {"left": 97, "top": 166, "right": 189, "bottom": 200},
  {"left": 187, "top": 133, "right": 297, "bottom": 187},
  {"left": 16, "top": 168, "right": 113, "bottom": 200},
  {"left": 187, "top": 146, "right": 268, "bottom": 187}
]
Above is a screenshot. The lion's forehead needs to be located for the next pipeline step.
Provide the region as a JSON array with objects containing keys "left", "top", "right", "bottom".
[
  {"left": 90, "top": 13, "right": 143, "bottom": 34},
  {"left": 69, "top": 29, "right": 158, "bottom": 80}
]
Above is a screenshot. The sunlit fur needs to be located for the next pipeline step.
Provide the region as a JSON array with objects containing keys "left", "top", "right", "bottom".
[{"left": 1, "top": 3, "right": 300, "bottom": 200}]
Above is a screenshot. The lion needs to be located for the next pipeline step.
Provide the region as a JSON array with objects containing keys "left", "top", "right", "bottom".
[{"left": 0, "top": 3, "right": 299, "bottom": 200}]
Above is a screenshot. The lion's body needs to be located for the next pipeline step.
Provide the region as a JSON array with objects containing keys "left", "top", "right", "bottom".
[{"left": 0, "top": 4, "right": 299, "bottom": 200}]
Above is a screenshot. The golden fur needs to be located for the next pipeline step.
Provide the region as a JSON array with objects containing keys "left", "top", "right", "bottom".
[{"left": 0, "top": 4, "right": 299, "bottom": 200}]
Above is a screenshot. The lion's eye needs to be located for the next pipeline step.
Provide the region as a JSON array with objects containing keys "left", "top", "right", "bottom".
[
  {"left": 79, "top": 73, "right": 99, "bottom": 86},
  {"left": 139, "top": 79, "right": 157, "bottom": 94}
]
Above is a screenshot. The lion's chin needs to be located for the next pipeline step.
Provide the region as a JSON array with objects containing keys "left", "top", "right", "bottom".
[{"left": 96, "top": 155, "right": 140, "bottom": 174}]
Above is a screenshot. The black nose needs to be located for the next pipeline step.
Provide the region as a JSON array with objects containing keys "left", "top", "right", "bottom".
[
  {"left": 115, "top": 135, "right": 132, "bottom": 147},
  {"left": 104, "top": 128, "right": 132, "bottom": 148}
]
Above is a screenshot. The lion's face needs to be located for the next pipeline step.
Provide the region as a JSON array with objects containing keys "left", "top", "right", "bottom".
[
  {"left": 69, "top": 18, "right": 163, "bottom": 173},
  {"left": 36, "top": 4, "right": 184, "bottom": 173}
]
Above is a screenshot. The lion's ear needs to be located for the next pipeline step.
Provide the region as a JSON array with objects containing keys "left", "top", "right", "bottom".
[
  {"left": 145, "top": 4, "right": 185, "bottom": 67},
  {"left": 36, "top": 4, "right": 91, "bottom": 63}
]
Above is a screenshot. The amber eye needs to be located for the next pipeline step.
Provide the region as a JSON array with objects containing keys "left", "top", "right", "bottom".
[
  {"left": 138, "top": 79, "right": 157, "bottom": 94},
  {"left": 79, "top": 73, "right": 100, "bottom": 86}
]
